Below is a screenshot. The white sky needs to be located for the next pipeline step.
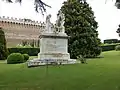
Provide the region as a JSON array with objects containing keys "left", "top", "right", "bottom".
[{"left": 0, "top": 0, "right": 120, "bottom": 42}]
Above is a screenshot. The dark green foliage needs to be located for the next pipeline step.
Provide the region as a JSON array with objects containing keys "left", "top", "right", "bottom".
[
  {"left": 118, "top": 40, "right": 120, "bottom": 43},
  {"left": 101, "top": 44, "right": 120, "bottom": 52},
  {"left": 104, "top": 39, "right": 118, "bottom": 44},
  {"left": 61, "top": 0, "right": 101, "bottom": 58},
  {"left": 23, "top": 54, "right": 29, "bottom": 61},
  {"left": 77, "top": 55, "right": 87, "bottom": 64},
  {"left": 115, "top": 45, "right": 120, "bottom": 51},
  {"left": 8, "top": 48, "right": 39, "bottom": 56},
  {"left": 7, "top": 53, "right": 24, "bottom": 64},
  {"left": 0, "top": 27, "right": 8, "bottom": 60},
  {"left": 116, "top": 24, "right": 120, "bottom": 36}
]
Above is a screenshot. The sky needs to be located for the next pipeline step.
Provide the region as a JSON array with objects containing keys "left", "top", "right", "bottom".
[{"left": 0, "top": 0, "right": 120, "bottom": 42}]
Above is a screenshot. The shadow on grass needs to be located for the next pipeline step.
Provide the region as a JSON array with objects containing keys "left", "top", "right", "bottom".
[{"left": 86, "top": 56, "right": 104, "bottom": 60}]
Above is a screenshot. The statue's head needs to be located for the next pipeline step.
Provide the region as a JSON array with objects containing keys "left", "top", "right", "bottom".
[{"left": 48, "top": 14, "right": 51, "bottom": 18}]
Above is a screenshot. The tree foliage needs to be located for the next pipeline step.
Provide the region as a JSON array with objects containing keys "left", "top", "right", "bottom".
[
  {"left": 5, "top": 0, "right": 119, "bottom": 15},
  {"left": 61, "top": 0, "right": 101, "bottom": 59},
  {"left": 0, "top": 27, "right": 8, "bottom": 60},
  {"left": 4, "top": 0, "right": 51, "bottom": 15},
  {"left": 116, "top": 24, "right": 120, "bottom": 36}
]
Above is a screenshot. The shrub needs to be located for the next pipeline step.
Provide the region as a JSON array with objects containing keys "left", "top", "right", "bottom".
[
  {"left": 0, "top": 27, "right": 8, "bottom": 60},
  {"left": 115, "top": 45, "right": 120, "bottom": 51},
  {"left": 77, "top": 55, "right": 87, "bottom": 64},
  {"left": 23, "top": 54, "right": 29, "bottom": 62},
  {"left": 7, "top": 53, "right": 24, "bottom": 64}
]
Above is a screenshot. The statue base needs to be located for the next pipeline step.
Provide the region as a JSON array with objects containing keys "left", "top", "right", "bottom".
[
  {"left": 27, "top": 58, "right": 77, "bottom": 67},
  {"left": 39, "top": 33, "right": 70, "bottom": 60},
  {"left": 27, "top": 32, "right": 77, "bottom": 67}
]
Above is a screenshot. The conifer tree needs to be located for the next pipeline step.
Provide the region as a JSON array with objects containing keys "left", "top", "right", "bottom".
[{"left": 0, "top": 27, "right": 8, "bottom": 60}]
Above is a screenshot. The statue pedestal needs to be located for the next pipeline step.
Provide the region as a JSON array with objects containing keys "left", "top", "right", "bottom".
[
  {"left": 38, "top": 33, "right": 70, "bottom": 61},
  {"left": 27, "top": 32, "right": 77, "bottom": 67}
]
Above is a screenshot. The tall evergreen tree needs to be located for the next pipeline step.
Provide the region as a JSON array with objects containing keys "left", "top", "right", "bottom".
[
  {"left": 0, "top": 27, "right": 8, "bottom": 60},
  {"left": 60, "top": 0, "right": 101, "bottom": 59}
]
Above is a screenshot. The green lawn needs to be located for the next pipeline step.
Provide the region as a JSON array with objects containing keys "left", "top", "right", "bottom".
[{"left": 0, "top": 51, "right": 120, "bottom": 90}]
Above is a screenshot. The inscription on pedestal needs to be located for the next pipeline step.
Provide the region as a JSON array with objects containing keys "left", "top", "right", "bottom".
[{"left": 42, "top": 38, "right": 67, "bottom": 53}]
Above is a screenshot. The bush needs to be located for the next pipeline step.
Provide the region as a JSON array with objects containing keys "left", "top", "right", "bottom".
[
  {"left": 115, "top": 45, "right": 120, "bottom": 51},
  {"left": 23, "top": 54, "right": 29, "bottom": 62},
  {"left": 77, "top": 55, "right": 87, "bottom": 64},
  {"left": 8, "top": 48, "right": 40, "bottom": 56},
  {"left": 0, "top": 27, "right": 8, "bottom": 60},
  {"left": 7, "top": 53, "right": 24, "bottom": 64}
]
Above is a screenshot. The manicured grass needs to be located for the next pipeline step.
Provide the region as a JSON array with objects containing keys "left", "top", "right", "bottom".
[
  {"left": 0, "top": 51, "right": 120, "bottom": 90},
  {"left": 29, "top": 56, "right": 38, "bottom": 60}
]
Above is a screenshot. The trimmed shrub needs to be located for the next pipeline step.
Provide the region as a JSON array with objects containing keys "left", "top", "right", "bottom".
[
  {"left": 104, "top": 39, "right": 118, "bottom": 44},
  {"left": 23, "top": 54, "right": 29, "bottom": 62},
  {"left": 8, "top": 48, "right": 39, "bottom": 56},
  {"left": 7, "top": 53, "right": 24, "bottom": 64},
  {"left": 115, "top": 45, "right": 120, "bottom": 51},
  {"left": 0, "top": 27, "right": 8, "bottom": 60},
  {"left": 101, "top": 44, "right": 120, "bottom": 52}
]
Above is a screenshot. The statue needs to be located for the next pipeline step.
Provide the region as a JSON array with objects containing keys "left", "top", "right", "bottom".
[
  {"left": 55, "top": 10, "right": 65, "bottom": 33},
  {"left": 44, "top": 12, "right": 65, "bottom": 34},
  {"left": 45, "top": 14, "right": 52, "bottom": 33}
]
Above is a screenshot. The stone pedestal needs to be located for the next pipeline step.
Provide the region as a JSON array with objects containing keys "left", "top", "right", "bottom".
[
  {"left": 38, "top": 32, "right": 70, "bottom": 61},
  {"left": 27, "top": 32, "right": 77, "bottom": 67}
]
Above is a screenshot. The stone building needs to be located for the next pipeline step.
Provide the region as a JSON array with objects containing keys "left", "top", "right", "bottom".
[{"left": 0, "top": 16, "right": 45, "bottom": 47}]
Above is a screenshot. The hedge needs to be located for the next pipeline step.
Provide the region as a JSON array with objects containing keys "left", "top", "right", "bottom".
[
  {"left": 101, "top": 44, "right": 120, "bottom": 52},
  {"left": 104, "top": 39, "right": 118, "bottom": 44},
  {"left": 8, "top": 48, "right": 40, "bottom": 56},
  {"left": 8, "top": 44, "right": 119, "bottom": 56}
]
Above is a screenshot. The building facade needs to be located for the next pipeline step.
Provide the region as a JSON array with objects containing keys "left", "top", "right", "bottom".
[{"left": 0, "top": 16, "right": 45, "bottom": 47}]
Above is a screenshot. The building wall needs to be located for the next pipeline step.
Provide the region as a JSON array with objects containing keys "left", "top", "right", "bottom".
[{"left": 0, "top": 16, "right": 45, "bottom": 47}]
